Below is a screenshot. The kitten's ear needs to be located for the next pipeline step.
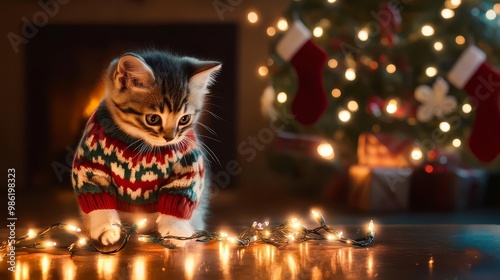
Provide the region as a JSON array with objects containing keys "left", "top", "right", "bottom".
[
  {"left": 114, "top": 54, "right": 155, "bottom": 90},
  {"left": 189, "top": 61, "right": 222, "bottom": 93}
]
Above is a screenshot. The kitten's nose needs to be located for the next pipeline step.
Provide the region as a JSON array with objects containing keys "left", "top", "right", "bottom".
[{"left": 163, "top": 128, "right": 176, "bottom": 142}]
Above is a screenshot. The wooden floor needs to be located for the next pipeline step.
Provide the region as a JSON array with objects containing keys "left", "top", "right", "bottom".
[{"left": 1, "top": 224, "right": 500, "bottom": 279}]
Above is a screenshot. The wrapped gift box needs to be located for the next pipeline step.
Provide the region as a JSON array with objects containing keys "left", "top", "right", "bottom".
[
  {"left": 348, "top": 165, "right": 412, "bottom": 211},
  {"left": 357, "top": 133, "right": 414, "bottom": 168},
  {"left": 410, "top": 165, "right": 488, "bottom": 211}
]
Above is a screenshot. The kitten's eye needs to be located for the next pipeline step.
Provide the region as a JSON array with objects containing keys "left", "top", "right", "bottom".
[
  {"left": 178, "top": 115, "right": 192, "bottom": 126},
  {"left": 145, "top": 114, "right": 161, "bottom": 126}
]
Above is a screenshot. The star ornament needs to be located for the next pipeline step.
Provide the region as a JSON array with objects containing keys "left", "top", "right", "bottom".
[{"left": 414, "top": 77, "right": 457, "bottom": 122}]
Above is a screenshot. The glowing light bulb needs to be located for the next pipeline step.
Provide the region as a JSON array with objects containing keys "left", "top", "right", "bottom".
[
  {"left": 327, "top": 0, "right": 337, "bottom": 3},
  {"left": 345, "top": 68, "right": 356, "bottom": 81},
  {"left": 277, "top": 92, "right": 287, "bottom": 103},
  {"left": 288, "top": 235, "right": 295, "bottom": 241},
  {"left": 386, "top": 99, "right": 398, "bottom": 114},
  {"left": 486, "top": 9, "right": 496, "bottom": 20},
  {"left": 434, "top": 41, "right": 443, "bottom": 51},
  {"left": 338, "top": 231, "right": 343, "bottom": 238},
  {"left": 67, "top": 225, "right": 81, "bottom": 232},
  {"left": 369, "top": 220, "right": 374, "bottom": 232},
  {"left": 311, "top": 210, "right": 319, "bottom": 218},
  {"left": 452, "top": 138, "right": 461, "bottom": 147},
  {"left": 455, "top": 35, "right": 465, "bottom": 45},
  {"left": 27, "top": 229, "right": 36, "bottom": 239},
  {"left": 495, "top": 3, "right": 500, "bottom": 13},
  {"left": 358, "top": 29, "right": 369, "bottom": 41},
  {"left": 338, "top": 110, "right": 351, "bottom": 122},
  {"left": 247, "top": 11, "right": 258, "bottom": 23},
  {"left": 425, "top": 67, "right": 438, "bottom": 77},
  {"left": 317, "top": 143, "right": 335, "bottom": 160},
  {"left": 258, "top": 66, "right": 268, "bottom": 77},
  {"left": 277, "top": 18, "right": 288, "bottom": 31},
  {"left": 264, "top": 230, "right": 270, "bottom": 237},
  {"left": 78, "top": 238, "right": 87, "bottom": 245},
  {"left": 331, "top": 88, "right": 341, "bottom": 98},
  {"left": 446, "top": 0, "right": 461, "bottom": 9},
  {"left": 462, "top": 103, "right": 472, "bottom": 114},
  {"left": 441, "top": 8, "right": 455, "bottom": 19},
  {"left": 313, "top": 27, "right": 323, "bottom": 37},
  {"left": 439, "top": 121, "right": 451, "bottom": 132},
  {"left": 328, "top": 58, "right": 338, "bottom": 68},
  {"left": 220, "top": 232, "right": 228, "bottom": 238},
  {"left": 319, "top": 18, "right": 330, "bottom": 27},
  {"left": 386, "top": 64, "right": 396, "bottom": 73},
  {"left": 266, "top": 27, "right": 276, "bottom": 36},
  {"left": 227, "top": 237, "right": 236, "bottom": 243},
  {"left": 411, "top": 147, "right": 423, "bottom": 161},
  {"left": 45, "top": 241, "right": 57, "bottom": 247},
  {"left": 421, "top": 25, "right": 434, "bottom": 36},
  {"left": 327, "top": 234, "right": 335, "bottom": 240},
  {"left": 138, "top": 218, "right": 148, "bottom": 228},
  {"left": 347, "top": 100, "right": 359, "bottom": 112}
]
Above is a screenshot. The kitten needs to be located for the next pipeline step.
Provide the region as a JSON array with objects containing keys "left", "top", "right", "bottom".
[{"left": 72, "top": 51, "right": 221, "bottom": 247}]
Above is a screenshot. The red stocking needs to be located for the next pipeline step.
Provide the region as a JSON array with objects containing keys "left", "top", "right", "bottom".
[
  {"left": 276, "top": 20, "right": 328, "bottom": 125},
  {"left": 448, "top": 45, "right": 500, "bottom": 162}
]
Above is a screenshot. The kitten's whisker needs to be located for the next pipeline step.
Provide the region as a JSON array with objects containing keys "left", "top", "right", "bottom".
[
  {"left": 203, "top": 110, "right": 224, "bottom": 121},
  {"left": 204, "top": 94, "right": 222, "bottom": 100},
  {"left": 133, "top": 142, "right": 151, "bottom": 160},
  {"left": 203, "top": 102, "right": 223, "bottom": 109},
  {"left": 125, "top": 138, "right": 144, "bottom": 152},
  {"left": 197, "top": 134, "right": 222, "bottom": 143},
  {"left": 198, "top": 122, "right": 218, "bottom": 137},
  {"left": 192, "top": 139, "right": 221, "bottom": 167}
]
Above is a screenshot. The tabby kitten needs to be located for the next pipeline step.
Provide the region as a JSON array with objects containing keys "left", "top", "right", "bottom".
[{"left": 72, "top": 51, "right": 221, "bottom": 247}]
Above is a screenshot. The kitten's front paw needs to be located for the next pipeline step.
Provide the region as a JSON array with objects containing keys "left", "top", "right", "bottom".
[
  {"left": 88, "top": 209, "right": 121, "bottom": 246},
  {"left": 97, "top": 226, "right": 121, "bottom": 246},
  {"left": 156, "top": 215, "right": 195, "bottom": 247}
]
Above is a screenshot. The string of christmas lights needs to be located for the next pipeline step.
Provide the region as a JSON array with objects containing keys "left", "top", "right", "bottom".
[{"left": 1, "top": 211, "right": 375, "bottom": 256}]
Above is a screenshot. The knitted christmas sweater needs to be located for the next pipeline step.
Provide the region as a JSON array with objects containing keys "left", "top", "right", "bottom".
[{"left": 72, "top": 105, "right": 205, "bottom": 220}]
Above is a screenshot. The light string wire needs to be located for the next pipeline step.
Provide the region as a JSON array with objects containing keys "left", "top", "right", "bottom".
[{"left": 1, "top": 211, "right": 375, "bottom": 256}]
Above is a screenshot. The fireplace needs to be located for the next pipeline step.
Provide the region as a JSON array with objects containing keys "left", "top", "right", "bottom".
[{"left": 25, "top": 24, "right": 237, "bottom": 189}]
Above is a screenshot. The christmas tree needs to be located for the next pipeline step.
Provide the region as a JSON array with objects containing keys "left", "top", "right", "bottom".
[{"left": 265, "top": 0, "right": 500, "bottom": 172}]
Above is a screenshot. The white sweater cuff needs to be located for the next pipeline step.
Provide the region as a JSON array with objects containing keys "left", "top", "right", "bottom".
[
  {"left": 276, "top": 20, "right": 312, "bottom": 61},
  {"left": 447, "top": 45, "right": 486, "bottom": 89}
]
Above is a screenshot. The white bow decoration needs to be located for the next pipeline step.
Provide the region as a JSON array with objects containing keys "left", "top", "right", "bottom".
[{"left": 414, "top": 77, "right": 457, "bottom": 122}]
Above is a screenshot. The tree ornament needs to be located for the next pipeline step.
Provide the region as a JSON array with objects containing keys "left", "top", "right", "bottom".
[
  {"left": 448, "top": 45, "right": 500, "bottom": 162},
  {"left": 414, "top": 77, "right": 457, "bottom": 122},
  {"left": 366, "top": 96, "right": 386, "bottom": 118},
  {"left": 276, "top": 19, "right": 328, "bottom": 125},
  {"left": 378, "top": 2, "right": 402, "bottom": 46},
  {"left": 260, "top": 85, "right": 278, "bottom": 120},
  {"left": 390, "top": 99, "right": 413, "bottom": 120}
]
